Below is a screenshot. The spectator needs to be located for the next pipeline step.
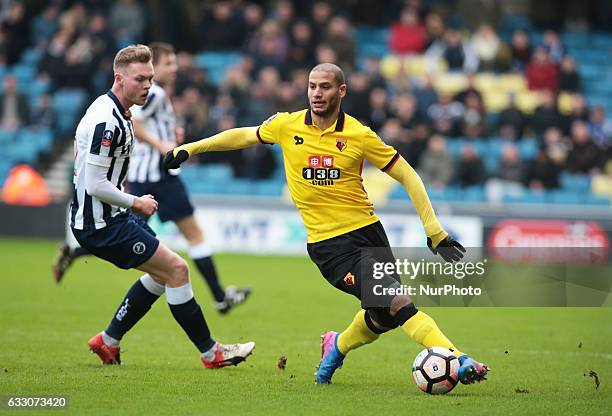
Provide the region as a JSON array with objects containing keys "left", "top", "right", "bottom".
[
  {"left": 510, "top": 29, "right": 532, "bottom": 72},
  {"left": 393, "top": 93, "right": 423, "bottom": 133},
  {"left": 558, "top": 55, "right": 581, "bottom": 93},
  {"left": 314, "top": 42, "right": 337, "bottom": 65},
  {"left": 426, "top": 28, "right": 478, "bottom": 73},
  {"left": 365, "top": 87, "right": 389, "bottom": 132},
  {"left": 30, "top": 93, "right": 55, "bottom": 130},
  {"left": 310, "top": 1, "right": 333, "bottom": 44},
  {"left": 363, "top": 56, "right": 386, "bottom": 89},
  {"left": 1, "top": 1, "right": 29, "bottom": 65},
  {"left": 275, "top": 82, "right": 302, "bottom": 113},
  {"left": 498, "top": 94, "right": 527, "bottom": 140},
  {"left": 419, "top": 134, "right": 454, "bottom": 188},
  {"left": 589, "top": 106, "right": 612, "bottom": 149},
  {"left": 526, "top": 147, "right": 561, "bottom": 190},
  {"left": 494, "top": 143, "right": 525, "bottom": 183},
  {"left": 324, "top": 15, "right": 356, "bottom": 70},
  {"left": 413, "top": 75, "right": 438, "bottom": 116},
  {"left": 461, "top": 91, "right": 487, "bottom": 138},
  {"left": 566, "top": 120, "right": 603, "bottom": 174},
  {"left": 288, "top": 19, "right": 316, "bottom": 71},
  {"left": 424, "top": 12, "right": 445, "bottom": 49},
  {"left": 454, "top": 72, "right": 483, "bottom": 105},
  {"left": 109, "top": 0, "right": 145, "bottom": 44},
  {"left": 342, "top": 72, "right": 371, "bottom": 122},
  {"left": 542, "top": 29, "right": 565, "bottom": 64},
  {"left": 39, "top": 30, "right": 72, "bottom": 84},
  {"left": 243, "top": 3, "right": 264, "bottom": 44},
  {"left": 0, "top": 75, "right": 30, "bottom": 130},
  {"left": 471, "top": 23, "right": 508, "bottom": 72},
  {"left": 55, "top": 36, "right": 95, "bottom": 94},
  {"left": 389, "top": 7, "right": 426, "bottom": 55},
  {"left": 86, "top": 13, "right": 115, "bottom": 66},
  {"left": 564, "top": 94, "right": 590, "bottom": 131},
  {"left": 179, "top": 87, "right": 209, "bottom": 139},
  {"left": 200, "top": 1, "right": 246, "bottom": 50},
  {"left": 427, "top": 93, "right": 464, "bottom": 137},
  {"left": 31, "top": 4, "right": 60, "bottom": 48},
  {"left": 209, "top": 90, "right": 239, "bottom": 129},
  {"left": 543, "top": 126, "right": 570, "bottom": 167},
  {"left": 249, "top": 20, "right": 289, "bottom": 76},
  {"left": 525, "top": 47, "right": 559, "bottom": 92},
  {"left": 456, "top": 143, "right": 486, "bottom": 187},
  {"left": 486, "top": 143, "right": 526, "bottom": 202},
  {"left": 532, "top": 90, "right": 564, "bottom": 138},
  {"left": 271, "top": 0, "right": 295, "bottom": 30}
]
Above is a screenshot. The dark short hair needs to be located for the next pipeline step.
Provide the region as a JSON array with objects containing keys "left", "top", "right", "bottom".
[
  {"left": 311, "top": 63, "right": 345, "bottom": 86},
  {"left": 149, "top": 42, "right": 175, "bottom": 65}
]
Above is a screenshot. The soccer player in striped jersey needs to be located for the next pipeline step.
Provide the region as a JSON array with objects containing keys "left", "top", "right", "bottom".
[
  {"left": 71, "top": 44, "right": 254, "bottom": 368},
  {"left": 127, "top": 42, "right": 250, "bottom": 314},
  {"left": 54, "top": 42, "right": 250, "bottom": 314}
]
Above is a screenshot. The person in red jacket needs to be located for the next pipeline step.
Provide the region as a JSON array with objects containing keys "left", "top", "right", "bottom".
[
  {"left": 525, "top": 47, "right": 559, "bottom": 92},
  {"left": 389, "top": 7, "right": 426, "bottom": 55}
]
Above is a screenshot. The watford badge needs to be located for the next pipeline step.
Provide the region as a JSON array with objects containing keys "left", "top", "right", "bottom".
[
  {"left": 343, "top": 272, "right": 356, "bottom": 286},
  {"left": 336, "top": 138, "right": 347, "bottom": 152}
]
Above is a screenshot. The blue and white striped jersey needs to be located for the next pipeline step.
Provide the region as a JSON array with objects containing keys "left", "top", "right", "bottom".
[
  {"left": 70, "top": 90, "right": 135, "bottom": 230},
  {"left": 128, "top": 82, "right": 177, "bottom": 183}
]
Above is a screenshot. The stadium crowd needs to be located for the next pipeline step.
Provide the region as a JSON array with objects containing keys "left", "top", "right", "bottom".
[{"left": 0, "top": 0, "right": 611, "bottom": 201}]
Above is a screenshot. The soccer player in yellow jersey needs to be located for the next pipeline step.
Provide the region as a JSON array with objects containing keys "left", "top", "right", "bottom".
[{"left": 164, "top": 63, "right": 489, "bottom": 384}]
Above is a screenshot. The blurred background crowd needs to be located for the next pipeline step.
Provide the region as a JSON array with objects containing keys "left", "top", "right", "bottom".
[{"left": 1, "top": 0, "right": 611, "bottom": 205}]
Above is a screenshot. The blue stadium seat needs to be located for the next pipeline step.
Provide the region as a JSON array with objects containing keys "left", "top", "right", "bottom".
[
  {"left": 51, "top": 89, "right": 88, "bottom": 134},
  {"left": 195, "top": 52, "right": 243, "bottom": 85},
  {"left": 518, "top": 139, "right": 538, "bottom": 159},
  {"left": 20, "top": 48, "right": 42, "bottom": 66},
  {"left": 10, "top": 63, "right": 37, "bottom": 84},
  {"left": 584, "top": 195, "right": 611, "bottom": 206},
  {"left": 550, "top": 190, "right": 582, "bottom": 205},
  {"left": 560, "top": 173, "right": 591, "bottom": 193},
  {"left": 255, "top": 180, "right": 283, "bottom": 196}
]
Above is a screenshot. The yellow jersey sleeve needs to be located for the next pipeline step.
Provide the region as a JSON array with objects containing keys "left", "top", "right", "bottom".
[
  {"left": 362, "top": 128, "right": 400, "bottom": 171},
  {"left": 256, "top": 112, "right": 288, "bottom": 145}
]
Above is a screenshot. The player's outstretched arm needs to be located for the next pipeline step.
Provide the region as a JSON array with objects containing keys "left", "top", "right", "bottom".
[
  {"left": 385, "top": 156, "right": 465, "bottom": 262},
  {"left": 133, "top": 118, "right": 174, "bottom": 154},
  {"left": 164, "top": 127, "right": 259, "bottom": 169}
]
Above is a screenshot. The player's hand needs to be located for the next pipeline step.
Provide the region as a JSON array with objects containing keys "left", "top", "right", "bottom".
[
  {"left": 163, "top": 148, "right": 189, "bottom": 169},
  {"left": 427, "top": 235, "right": 466, "bottom": 262},
  {"left": 175, "top": 126, "right": 185, "bottom": 145},
  {"left": 159, "top": 141, "right": 175, "bottom": 155},
  {"left": 132, "top": 194, "right": 158, "bottom": 217}
]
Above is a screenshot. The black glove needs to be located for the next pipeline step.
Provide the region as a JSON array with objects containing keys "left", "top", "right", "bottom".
[
  {"left": 163, "top": 149, "right": 189, "bottom": 169},
  {"left": 427, "top": 236, "right": 466, "bottom": 262}
]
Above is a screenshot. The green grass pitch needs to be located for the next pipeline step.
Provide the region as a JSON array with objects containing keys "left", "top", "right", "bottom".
[{"left": 0, "top": 239, "right": 610, "bottom": 415}]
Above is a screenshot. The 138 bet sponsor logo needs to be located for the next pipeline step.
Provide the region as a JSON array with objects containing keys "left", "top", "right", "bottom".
[{"left": 303, "top": 155, "right": 341, "bottom": 186}]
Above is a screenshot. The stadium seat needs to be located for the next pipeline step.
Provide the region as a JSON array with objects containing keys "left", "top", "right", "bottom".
[{"left": 560, "top": 173, "right": 591, "bottom": 193}]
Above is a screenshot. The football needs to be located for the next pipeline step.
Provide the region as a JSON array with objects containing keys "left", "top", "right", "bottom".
[{"left": 412, "top": 347, "right": 460, "bottom": 394}]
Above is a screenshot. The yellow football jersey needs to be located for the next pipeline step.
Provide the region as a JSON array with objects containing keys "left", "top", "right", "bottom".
[{"left": 257, "top": 109, "right": 399, "bottom": 243}]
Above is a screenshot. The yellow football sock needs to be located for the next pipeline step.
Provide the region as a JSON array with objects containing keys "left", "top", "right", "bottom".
[
  {"left": 401, "top": 311, "right": 465, "bottom": 357},
  {"left": 337, "top": 310, "right": 380, "bottom": 355}
]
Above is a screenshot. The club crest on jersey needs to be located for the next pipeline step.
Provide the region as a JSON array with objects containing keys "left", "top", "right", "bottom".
[
  {"left": 101, "top": 130, "right": 114, "bottom": 147},
  {"left": 336, "top": 138, "right": 347, "bottom": 152},
  {"left": 343, "top": 272, "right": 356, "bottom": 286}
]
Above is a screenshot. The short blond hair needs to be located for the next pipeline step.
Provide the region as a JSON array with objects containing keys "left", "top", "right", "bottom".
[{"left": 113, "top": 44, "right": 152, "bottom": 72}]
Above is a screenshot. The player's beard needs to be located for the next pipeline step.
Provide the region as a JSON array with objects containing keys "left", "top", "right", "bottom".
[{"left": 311, "top": 94, "right": 341, "bottom": 117}]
